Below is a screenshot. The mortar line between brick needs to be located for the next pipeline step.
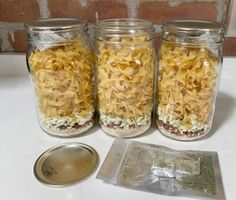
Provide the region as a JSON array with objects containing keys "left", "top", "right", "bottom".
[
  {"left": 37, "top": 0, "right": 50, "bottom": 18},
  {"left": 141, "top": 0, "right": 216, "bottom": 2},
  {"left": 216, "top": 0, "right": 227, "bottom": 23},
  {"left": 0, "top": 30, "right": 14, "bottom": 51},
  {"left": 0, "top": 22, "right": 24, "bottom": 30},
  {"left": 125, "top": 0, "right": 140, "bottom": 18},
  {"left": 0, "top": 23, "right": 24, "bottom": 51},
  {"left": 139, "top": 0, "right": 217, "bottom": 7},
  {"left": 78, "top": 0, "right": 88, "bottom": 7}
]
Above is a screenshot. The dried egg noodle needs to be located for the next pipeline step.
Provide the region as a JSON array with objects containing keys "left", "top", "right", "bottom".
[
  {"left": 97, "top": 37, "right": 155, "bottom": 136},
  {"left": 29, "top": 39, "right": 94, "bottom": 135},
  {"left": 157, "top": 42, "right": 218, "bottom": 139}
]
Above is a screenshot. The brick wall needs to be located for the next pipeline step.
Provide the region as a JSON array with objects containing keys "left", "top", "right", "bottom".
[{"left": 0, "top": 0, "right": 234, "bottom": 55}]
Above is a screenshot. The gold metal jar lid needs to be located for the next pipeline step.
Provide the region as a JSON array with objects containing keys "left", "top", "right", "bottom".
[{"left": 34, "top": 143, "right": 99, "bottom": 186}]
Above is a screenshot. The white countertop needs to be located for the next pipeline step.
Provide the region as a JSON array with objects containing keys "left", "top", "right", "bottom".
[{"left": 0, "top": 54, "right": 236, "bottom": 200}]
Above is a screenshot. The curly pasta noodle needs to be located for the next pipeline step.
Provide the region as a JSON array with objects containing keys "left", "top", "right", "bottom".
[
  {"left": 29, "top": 39, "right": 94, "bottom": 133},
  {"left": 157, "top": 42, "right": 218, "bottom": 138},
  {"left": 97, "top": 36, "right": 155, "bottom": 135}
]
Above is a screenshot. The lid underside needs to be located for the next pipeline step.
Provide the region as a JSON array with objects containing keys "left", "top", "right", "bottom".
[{"left": 34, "top": 143, "right": 99, "bottom": 186}]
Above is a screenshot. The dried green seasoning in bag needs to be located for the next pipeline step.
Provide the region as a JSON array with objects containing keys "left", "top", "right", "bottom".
[{"left": 97, "top": 139, "right": 225, "bottom": 200}]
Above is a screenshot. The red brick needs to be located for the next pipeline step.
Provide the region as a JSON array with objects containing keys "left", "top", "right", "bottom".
[
  {"left": 139, "top": 1, "right": 217, "bottom": 24},
  {"left": 8, "top": 29, "right": 27, "bottom": 52},
  {"left": 0, "top": 0, "right": 40, "bottom": 23},
  {"left": 223, "top": 37, "right": 236, "bottom": 56},
  {"left": 48, "top": 0, "right": 93, "bottom": 22},
  {"left": 48, "top": 0, "right": 128, "bottom": 22}
]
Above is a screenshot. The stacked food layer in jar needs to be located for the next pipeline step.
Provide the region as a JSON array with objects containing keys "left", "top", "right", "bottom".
[
  {"left": 26, "top": 18, "right": 95, "bottom": 137},
  {"left": 95, "top": 19, "right": 156, "bottom": 138}
]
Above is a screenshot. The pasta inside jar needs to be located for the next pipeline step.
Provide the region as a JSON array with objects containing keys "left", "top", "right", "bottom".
[
  {"left": 157, "top": 42, "right": 219, "bottom": 140},
  {"left": 96, "top": 36, "right": 156, "bottom": 137},
  {"left": 28, "top": 39, "right": 94, "bottom": 136},
  {"left": 156, "top": 20, "right": 224, "bottom": 141}
]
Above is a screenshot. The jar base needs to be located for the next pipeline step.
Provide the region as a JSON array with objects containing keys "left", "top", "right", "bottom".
[
  {"left": 157, "top": 122, "right": 208, "bottom": 141},
  {"left": 40, "top": 121, "right": 94, "bottom": 137},
  {"left": 100, "top": 121, "right": 151, "bottom": 138}
]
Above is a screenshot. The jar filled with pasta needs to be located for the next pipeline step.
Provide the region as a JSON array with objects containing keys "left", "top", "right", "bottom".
[
  {"left": 156, "top": 20, "right": 224, "bottom": 141},
  {"left": 95, "top": 19, "right": 156, "bottom": 138},
  {"left": 25, "top": 18, "right": 95, "bottom": 137}
]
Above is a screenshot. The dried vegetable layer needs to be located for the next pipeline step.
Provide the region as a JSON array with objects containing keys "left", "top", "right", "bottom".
[{"left": 29, "top": 39, "right": 94, "bottom": 135}]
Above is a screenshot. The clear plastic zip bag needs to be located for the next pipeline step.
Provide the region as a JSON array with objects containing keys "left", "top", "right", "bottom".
[{"left": 97, "top": 139, "right": 225, "bottom": 200}]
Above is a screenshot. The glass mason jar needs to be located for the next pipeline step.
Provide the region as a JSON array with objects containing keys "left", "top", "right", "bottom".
[
  {"left": 25, "top": 18, "right": 95, "bottom": 137},
  {"left": 156, "top": 20, "right": 224, "bottom": 141},
  {"left": 95, "top": 19, "right": 156, "bottom": 138}
]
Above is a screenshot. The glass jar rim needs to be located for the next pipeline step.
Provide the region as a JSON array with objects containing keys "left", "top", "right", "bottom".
[
  {"left": 161, "top": 20, "right": 224, "bottom": 43},
  {"left": 95, "top": 18, "right": 154, "bottom": 41},
  {"left": 95, "top": 18, "right": 153, "bottom": 29},
  {"left": 25, "top": 18, "right": 88, "bottom": 32}
]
